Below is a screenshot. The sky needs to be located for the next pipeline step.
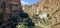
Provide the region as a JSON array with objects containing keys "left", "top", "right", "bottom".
[{"left": 21, "top": 0, "right": 40, "bottom": 5}]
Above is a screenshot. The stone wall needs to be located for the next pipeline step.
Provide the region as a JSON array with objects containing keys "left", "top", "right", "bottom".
[{"left": 0, "top": 0, "right": 22, "bottom": 27}]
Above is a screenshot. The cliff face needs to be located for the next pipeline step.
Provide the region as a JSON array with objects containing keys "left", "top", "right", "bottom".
[
  {"left": 39, "top": 0, "right": 60, "bottom": 28},
  {"left": 39, "top": 0, "right": 60, "bottom": 14},
  {"left": 22, "top": 0, "right": 60, "bottom": 28}
]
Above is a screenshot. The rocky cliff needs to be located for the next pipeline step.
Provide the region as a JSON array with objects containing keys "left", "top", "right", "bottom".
[{"left": 22, "top": 0, "right": 60, "bottom": 28}]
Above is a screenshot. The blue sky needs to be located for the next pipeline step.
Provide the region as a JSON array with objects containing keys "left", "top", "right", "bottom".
[{"left": 21, "top": 0, "right": 40, "bottom": 5}]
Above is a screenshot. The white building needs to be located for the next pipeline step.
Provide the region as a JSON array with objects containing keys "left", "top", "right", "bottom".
[{"left": 39, "top": 13, "right": 48, "bottom": 19}]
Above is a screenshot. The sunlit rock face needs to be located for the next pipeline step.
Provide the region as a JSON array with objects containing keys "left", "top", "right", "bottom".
[
  {"left": 38, "top": 0, "right": 60, "bottom": 28},
  {"left": 22, "top": 0, "right": 60, "bottom": 28},
  {"left": 39, "top": 0, "right": 60, "bottom": 14}
]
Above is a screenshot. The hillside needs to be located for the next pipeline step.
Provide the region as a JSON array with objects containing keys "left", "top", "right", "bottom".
[{"left": 22, "top": 0, "right": 60, "bottom": 28}]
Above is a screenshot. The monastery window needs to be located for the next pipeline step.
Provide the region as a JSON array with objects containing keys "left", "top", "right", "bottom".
[
  {"left": 9, "top": 4, "right": 19, "bottom": 7},
  {"left": 8, "top": 4, "right": 12, "bottom": 10},
  {"left": 1, "top": 2, "right": 6, "bottom": 8},
  {"left": 11, "top": 10, "right": 16, "bottom": 12},
  {"left": 5, "top": 4, "right": 10, "bottom": 8},
  {"left": 1, "top": 2, "right": 11, "bottom": 8},
  {"left": 14, "top": 4, "right": 19, "bottom": 7}
]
